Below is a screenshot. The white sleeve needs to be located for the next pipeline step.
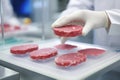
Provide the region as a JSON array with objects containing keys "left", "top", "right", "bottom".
[
  {"left": 106, "top": 10, "right": 120, "bottom": 35},
  {"left": 1, "top": 0, "right": 20, "bottom": 25},
  {"left": 61, "top": 0, "right": 94, "bottom": 16},
  {"left": 2, "top": 0, "right": 14, "bottom": 18}
]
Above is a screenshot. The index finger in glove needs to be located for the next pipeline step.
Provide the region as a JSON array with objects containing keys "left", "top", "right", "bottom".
[
  {"left": 52, "top": 12, "right": 83, "bottom": 28},
  {"left": 82, "top": 22, "right": 94, "bottom": 36},
  {"left": 51, "top": 16, "right": 72, "bottom": 28}
]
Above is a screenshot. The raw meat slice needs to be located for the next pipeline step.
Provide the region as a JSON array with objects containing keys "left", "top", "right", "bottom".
[
  {"left": 78, "top": 48, "right": 105, "bottom": 56},
  {"left": 10, "top": 44, "right": 38, "bottom": 54},
  {"left": 30, "top": 48, "right": 58, "bottom": 60},
  {"left": 53, "top": 25, "right": 83, "bottom": 37},
  {"left": 55, "top": 44, "right": 77, "bottom": 50},
  {"left": 55, "top": 53, "right": 86, "bottom": 67}
]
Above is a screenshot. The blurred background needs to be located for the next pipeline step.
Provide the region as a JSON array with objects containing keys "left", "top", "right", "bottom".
[{"left": 0, "top": 0, "right": 93, "bottom": 45}]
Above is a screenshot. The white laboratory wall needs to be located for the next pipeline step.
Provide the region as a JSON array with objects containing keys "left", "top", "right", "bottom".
[{"left": 32, "top": 0, "right": 58, "bottom": 23}]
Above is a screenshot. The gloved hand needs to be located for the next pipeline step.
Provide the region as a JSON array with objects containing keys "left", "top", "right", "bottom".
[{"left": 52, "top": 10, "right": 110, "bottom": 44}]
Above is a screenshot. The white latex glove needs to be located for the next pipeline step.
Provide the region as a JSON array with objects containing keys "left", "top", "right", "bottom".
[{"left": 52, "top": 10, "right": 110, "bottom": 44}]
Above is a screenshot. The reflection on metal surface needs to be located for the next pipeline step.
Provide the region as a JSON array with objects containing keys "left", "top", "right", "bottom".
[
  {"left": 0, "top": 66, "right": 5, "bottom": 77},
  {"left": 0, "top": 65, "right": 19, "bottom": 80}
]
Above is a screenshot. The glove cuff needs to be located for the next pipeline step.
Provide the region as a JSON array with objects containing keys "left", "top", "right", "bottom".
[{"left": 104, "top": 11, "right": 111, "bottom": 32}]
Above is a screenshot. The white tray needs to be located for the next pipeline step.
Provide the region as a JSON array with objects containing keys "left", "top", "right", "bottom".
[{"left": 0, "top": 39, "right": 120, "bottom": 80}]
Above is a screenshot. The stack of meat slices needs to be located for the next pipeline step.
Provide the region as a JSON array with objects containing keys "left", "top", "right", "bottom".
[
  {"left": 10, "top": 21, "right": 106, "bottom": 66},
  {"left": 10, "top": 42, "right": 105, "bottom": 67}
]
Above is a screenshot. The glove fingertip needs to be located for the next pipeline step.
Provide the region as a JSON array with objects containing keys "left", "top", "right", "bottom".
[
  {"left": 82, "top": 27, "right": 86, "bottom": 36},
  {"left": 51, "top": 21, "right": 64, "bottom": 28},
  {"left": 82, "top": 31, "right": 87, "bottom": 36},
  {"left": 61, "top": 37, "right": 68, "bottom": 44},
  {"left": 82, "top": 23, "right": 93, "bottom": 36},
  {"left": 52, "top": 24, "right": 63, "bottom": 29},
  {"left": 51, "top": 23, "right": 58, "bottom": 28}
]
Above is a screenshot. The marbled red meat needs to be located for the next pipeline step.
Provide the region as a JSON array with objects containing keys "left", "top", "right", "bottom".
[
  {"left": 53, "top": 25, "right": 83, "bottom": 37},
  {"left": 55, "top": 52, "right": 86, "bottom": 67},
  {"left": 78, "top": 48, "right": 105, "bottom": 56},
  {"left": 10, "top": 44, "right": 38, "bottom": 54},
  {"left": 30, "top": 48, "right": 58, "bottom": 60},
  {"left": 55, "top": 44, "right": 77, "bottom": 50}
]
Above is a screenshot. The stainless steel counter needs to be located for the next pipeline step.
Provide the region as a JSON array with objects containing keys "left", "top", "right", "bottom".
[{"left": 0, "top": 65, "right": 19, "bottom": 80}]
